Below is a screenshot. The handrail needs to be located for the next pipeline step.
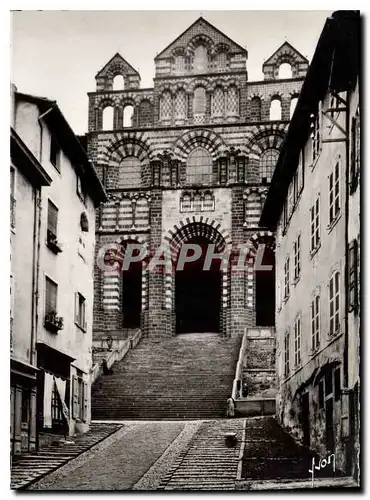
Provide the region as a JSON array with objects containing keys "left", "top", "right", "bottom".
[
  {"left": 90, "top": 328, "right": 142, "bottom": 385},
  {"left": 231, "top": 329, "right": 248, "bottom": 400}
]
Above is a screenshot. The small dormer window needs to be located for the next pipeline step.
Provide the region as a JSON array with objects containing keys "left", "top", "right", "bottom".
[{"left": 80, "top": 212, "right": 89, "bottom": 232}]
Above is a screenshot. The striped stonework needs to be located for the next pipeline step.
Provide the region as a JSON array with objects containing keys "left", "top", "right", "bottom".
[{"left": 102, "top": 272, "right": 120, "bottom": 311}]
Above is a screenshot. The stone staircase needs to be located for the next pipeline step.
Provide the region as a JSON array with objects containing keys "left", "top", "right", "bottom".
[
  {"left": 92, "top": 333, "right": 241, "bottom": 420},
  {"left": 160, "top": 419, "right": 244, "bottom": 490},
  {"left": 11, "top": 423, "right": 122, "bottom": 490}
]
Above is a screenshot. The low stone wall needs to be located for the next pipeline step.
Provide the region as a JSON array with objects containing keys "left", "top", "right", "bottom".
[{"left": 90, "top": 329, "right": 142, "bottom": 385}]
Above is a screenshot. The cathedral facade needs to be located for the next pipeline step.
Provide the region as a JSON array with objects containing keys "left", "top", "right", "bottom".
[{"left": 87, "top": 17, "right": 308, "bottom": 340}]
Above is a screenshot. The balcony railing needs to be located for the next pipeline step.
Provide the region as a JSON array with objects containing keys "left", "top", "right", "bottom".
[{"left": 10, "top": 196, "right": 16, "bottom": 230}]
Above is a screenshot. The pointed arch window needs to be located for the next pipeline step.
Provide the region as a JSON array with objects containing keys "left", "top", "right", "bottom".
[
  {"left": 119, "top": 156, "right": 142, "bottom": 188},
  {"left": 186, "top": 147, "right": 213, "bottom": 185}
]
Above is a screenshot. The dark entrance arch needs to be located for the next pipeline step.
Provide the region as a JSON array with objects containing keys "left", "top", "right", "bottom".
[
  {"left": 121, "top": 241, "right": 142, "bottom": 329},
  {"left": 175, "top": 236, "right": 221, "bottom": 334},
  {"left": 255, "top": 245, "right": 275, "bottom": 327}
]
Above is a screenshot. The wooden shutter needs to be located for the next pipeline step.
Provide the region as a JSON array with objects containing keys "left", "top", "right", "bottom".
[
  {"left": 47, "top": 200, "right": 58, "bottom": 236},
  {"left": 72, "top": 375, "right": 78, "bottom": 419},
  {"left": 83, "top": 381, "right": 88, "bottom": 422}
]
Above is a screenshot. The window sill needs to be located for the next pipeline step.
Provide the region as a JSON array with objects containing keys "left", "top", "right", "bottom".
[
  {"left": 327, "top": 212, "right": 341, "bottom": 234},
  {"left": 310, "top": 242, "right": 321, "bottom": 259},
  {"left": 328, "top": 329, "right": 341, "bottom": 340},
  {"left": 75, "top": 322, "right": 87, "bottom": 333},
  {"left": 309, "top": 346, "right": 320, "bottom": 357},
  {"left": 292, "top": 275, "right": 301, "bottom": 287}
]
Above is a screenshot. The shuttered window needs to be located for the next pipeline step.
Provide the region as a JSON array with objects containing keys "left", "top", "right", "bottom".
[
  {"left": 75, "top": 292, "right": 86, "bottom": 330},
  {"left": 348, "top": 239, "right": 359, "bottom": 312},
  {"left": 72, "top": 374, "right": 88, "bottom": 421},
  {"left": 45, "top": 277, "right": 58, "bottom": 314},
  {"left": 47, "top": 200, "right": 58, "bottom": 237}
]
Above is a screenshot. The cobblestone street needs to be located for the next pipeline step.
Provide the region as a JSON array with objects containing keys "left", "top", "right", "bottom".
[{"left": 27, "top": 417, "right": 356, "bottom": 491}]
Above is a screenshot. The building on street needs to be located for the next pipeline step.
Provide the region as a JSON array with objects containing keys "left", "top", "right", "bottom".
[
  {"left": 10, "top": 87, "right": 106, "bottom": 453},
  {"left": 87, "top": 17, "right": 308, "bottom": 345},
  {"left": 260, "top": 10, "right": 360, "bottom": 477}
]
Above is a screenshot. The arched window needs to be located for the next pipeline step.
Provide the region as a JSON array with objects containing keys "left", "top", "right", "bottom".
[
  {"left": 175, "top": 55, "right": 185, "bottom": 74},
  {"left": 160, "top": 91, "right": 172, "bottom": 121},
  {"left": 193, "top": 87, "right": 206, "bottom": 116},
  {"left": 102, "top": 106, "right": 114, "bottom": 130},
  {"left": 250, "top": 96, "right": 262, "bottom": 121},
  {"left": 259, "top": 149, "right": 279, "bottom": 183},
  {"left": 290, "top": 97, "right": 298, "bottom": 118},
  {"left": 194, "top": 45, "right": 208, "bottom": 73},
  {"left": 193, "top": 193, "right": 202, "bottom": 212},
  {"left": 119, "top": 156, "right": 142, "bottom": 188},
  {"left": 175, "top": 90, "right": 186, "bottom": 119},
  {"left": 227, "top": 86, "right": 239, "bottom": 116},
  {"left": 279, "top": 63, "right": 292, "bottom": 79},
  {"left": 123, "top": 105, "right": 134, "bottom": 128},
  {"left": 180, "top": 193, "right": 192, "bottom": 212},
  {"left": 186, "top": 147, "right": 213, "bottom": 185},
  {"left": 135, "top": 198, "right": 149, "bottom": 229},
  {"left": 203, "top": 192, "right": 215, "bottom": 211},
  {"left": 270, "top": 98, "right": 282, "bottom": 121},
  {"left": 212, "top": 87, "right": 224, "bottom": 117},
  {"left": 217, "top": 51, "right": 227, "bottom": 71},
  {"left": 113, "top": 75, "right": 125, "bottom": 90}
]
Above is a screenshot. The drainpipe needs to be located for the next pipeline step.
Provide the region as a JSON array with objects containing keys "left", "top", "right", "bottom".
[{"left": 344, "top": 88, "right": 349, "bottom": 391}]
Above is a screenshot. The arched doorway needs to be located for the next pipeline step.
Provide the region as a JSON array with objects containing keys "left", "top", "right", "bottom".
[
  {"left": 166, "top": 221, "right": 231, "bottom": 336},
  {"left": 255, "top": 244, "right": 275, "bottom": 327},
  {"left": 120, "top": 241, "right": 142, "bottom": 329},
  {"left": 175, "top": 236, "right": 221, "bottom": 333}
]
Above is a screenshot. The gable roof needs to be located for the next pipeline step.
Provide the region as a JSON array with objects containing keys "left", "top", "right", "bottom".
[
  {"left": 15, "top": 91, "right": 107, "bottom": 206},
  {"left": 263, "top": 41, "right": 308, "bottom": 66},
  {"left": 155, "top": 16, "right": 247, "bottom": 60},
  {"left": 95, "top": 52, "right": 140, "bottom": 78}
]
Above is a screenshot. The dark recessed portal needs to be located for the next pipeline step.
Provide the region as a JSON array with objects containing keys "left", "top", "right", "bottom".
[
  {"left": 255, "top": 245, "right": 275, "bottom": 327},
  {"left": 122, "top": 245, "right": 142, "bottom": 329},
  {"left": 175, "top": 236, "right": 221, "bottom": 334}
]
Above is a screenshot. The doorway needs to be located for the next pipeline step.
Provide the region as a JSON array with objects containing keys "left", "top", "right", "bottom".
[
  {"left": 175, "top": 236, "right": 221, "bottom": 334},
  {"left": 122, "top": 250, "right": 142, "bottom": 329},
  {"left": 255, "top": 245, "right": 275, "bottom": 326}
]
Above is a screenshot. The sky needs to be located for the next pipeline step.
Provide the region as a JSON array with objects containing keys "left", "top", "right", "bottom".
[{"left": 11, "top": 10, "right": 332, "bottom": 135}]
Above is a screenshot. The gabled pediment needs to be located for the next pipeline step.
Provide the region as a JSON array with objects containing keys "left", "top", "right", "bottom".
[
  {"left": 263, "top": 42, "right": 308, "bottom": 67},
  {"left": 155, "top": 17, "right": 247, "bottom": 60},
  {"left": 96, "top": 53, "right": 140, "bottom": 78}
]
